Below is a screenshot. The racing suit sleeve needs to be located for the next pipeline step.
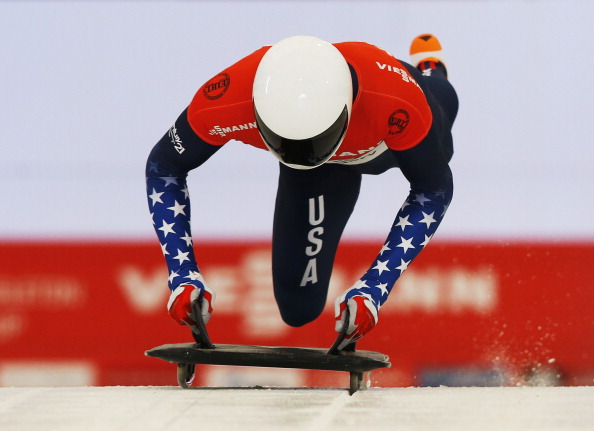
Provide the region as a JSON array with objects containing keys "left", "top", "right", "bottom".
[
  {"left": 354, "top": 123, "right": 453, "bottom": 308},
  {"left": 145, "top": 108, "right": 221, "bottom": 290}
]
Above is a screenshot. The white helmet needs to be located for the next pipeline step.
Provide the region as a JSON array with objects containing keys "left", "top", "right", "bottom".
[{"left": 253, "top": 36, "right": 353, "bottom": 169}]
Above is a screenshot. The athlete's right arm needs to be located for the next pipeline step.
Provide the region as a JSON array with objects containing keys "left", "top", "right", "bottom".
[{"left": 145, "top": 108, "right": 220, "bottom": 325}]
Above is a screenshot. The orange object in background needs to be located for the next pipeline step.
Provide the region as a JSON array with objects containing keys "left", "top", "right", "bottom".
[{"left": 0, "top": 240, "right": 592, "bottom": 388}]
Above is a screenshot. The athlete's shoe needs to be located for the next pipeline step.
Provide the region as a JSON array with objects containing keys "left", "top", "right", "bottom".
[{"left": 409, "top": 34, "right": 448, "bottom": 76}]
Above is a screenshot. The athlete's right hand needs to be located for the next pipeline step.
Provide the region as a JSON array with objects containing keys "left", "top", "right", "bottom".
[{"left": 167, "top": 273, "right": 215, "bottom": 327}]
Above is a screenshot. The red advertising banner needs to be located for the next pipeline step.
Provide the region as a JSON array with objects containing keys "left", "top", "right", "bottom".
[{"left": 0, "top": 240, "right": 593, "bottom": 388}]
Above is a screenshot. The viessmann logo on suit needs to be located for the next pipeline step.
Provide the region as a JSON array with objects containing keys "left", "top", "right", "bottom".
[
  {"left": 376, "top": 62, "right": 421, "bottom": 89},
  {"left": 208, "top": 122, "right": 258, "bottom": 137}
]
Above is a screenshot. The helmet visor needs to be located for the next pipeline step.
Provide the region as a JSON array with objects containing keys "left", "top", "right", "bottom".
[{"left": 255, "top": 105, "right": 349, "bottom": 169}]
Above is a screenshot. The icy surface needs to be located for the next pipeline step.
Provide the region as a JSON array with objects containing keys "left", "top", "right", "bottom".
[{"left": 1, "top": 386, "right": 593, "bottom": 430}]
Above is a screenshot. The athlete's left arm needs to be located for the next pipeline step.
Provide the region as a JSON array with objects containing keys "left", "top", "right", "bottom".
[
  {"left": 336, "top": 130, "right": 452, "bottom": 317},
  {"left": 363, "top": 127, "right": 453, "bottom": 302},
  {"left": 333, "top": 126, "right": 452, "bottom": 349}
]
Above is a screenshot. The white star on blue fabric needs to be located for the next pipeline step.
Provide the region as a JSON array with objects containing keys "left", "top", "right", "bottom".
[
  {"left": 396, "top": 236, "right": 416, "bottom": 253},
  {"left": 173, "top": 249, "right": 190, "bottom": 264},
  {"left": 373, "top": 259, "right": 391, "bottom": 275},
  {"left": 180, "top": 231, "right": 193, "bottom": 247},
  {"left": 395, "top": 215, "right": 413, "bottom": 231},
  {"left": 421, "top": 234, "right": 433, "bottom": 247},
  {"left": 158, "top": 220, "right": 175, "bottom": 237},
  {"left": 168, "top": 200, "right": 187, "bottom": 217},
  {"left": 396, "top": 258, "right": 411, "bottom": 273},
  {"left": 419, "top": 211, "right": 437, "bottom": 228},
  {"left": 168, "top": 270, "right": 180, "bottom": 284},
  {"left": 376, "top": 282, "right": 389, "bottom": 296},
  {"left": 148, "top": 188, "right": 164, "bottom": 206}
]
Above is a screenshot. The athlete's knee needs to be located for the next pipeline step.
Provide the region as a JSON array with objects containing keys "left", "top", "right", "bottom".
[
  {"left": 278, "top": 304, "right": 324, "bottom": 327},
  {"left": 275, "top": 289, "right": 326, "bottom": 327}
]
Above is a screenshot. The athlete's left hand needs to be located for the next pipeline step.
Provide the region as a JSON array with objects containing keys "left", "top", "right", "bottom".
[{"left": 333, "top": 282, "right": 380, "bottom": 350}]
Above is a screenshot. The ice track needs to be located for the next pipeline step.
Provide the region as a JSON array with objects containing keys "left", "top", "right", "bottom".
[{"left": 1, "top": 386, "right": 593, "bottom": 430}]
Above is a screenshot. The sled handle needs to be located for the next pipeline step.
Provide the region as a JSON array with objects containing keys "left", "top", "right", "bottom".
[{"left": 190, "top": 301, "right": 215, "bottom": 349}]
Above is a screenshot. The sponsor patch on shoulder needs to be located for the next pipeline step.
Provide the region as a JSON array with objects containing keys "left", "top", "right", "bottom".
[{"left": 203, "top": 73, "right": 230, "bottom": 100}]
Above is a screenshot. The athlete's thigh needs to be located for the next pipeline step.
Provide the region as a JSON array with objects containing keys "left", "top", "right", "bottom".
[{"left": 272, "top": 162, "right": 361, "bottom": 326}]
